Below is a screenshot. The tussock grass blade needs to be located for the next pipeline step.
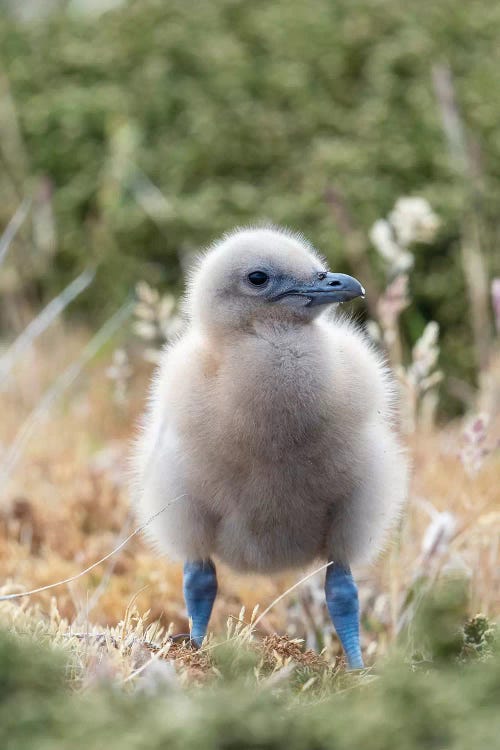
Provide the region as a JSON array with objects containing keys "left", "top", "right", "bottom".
[
  {"left": 0, "top": 197, "right": 31, "bottom": 267},
  {"left": 0, "top": 299, "right": 134, "bottom": 496},
  {"left": 0, "top": 267, "right": 95, "bottom": 383}
]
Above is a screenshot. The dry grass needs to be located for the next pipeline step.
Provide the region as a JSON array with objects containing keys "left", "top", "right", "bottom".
[{"left": 0, "top": 325, "right": 498, "bottom": 686}]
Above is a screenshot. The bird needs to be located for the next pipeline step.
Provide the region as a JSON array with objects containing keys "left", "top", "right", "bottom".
[{"left": 132, "top": 225, "right": 409, "bottom": 669}]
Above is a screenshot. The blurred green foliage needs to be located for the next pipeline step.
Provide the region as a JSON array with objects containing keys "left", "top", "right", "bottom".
[
  {"left": 0, "top": 596, "right": 498, "bottom": 750},
  {"left": 1, "top": 0, "right": 499, "bottom": 409}
]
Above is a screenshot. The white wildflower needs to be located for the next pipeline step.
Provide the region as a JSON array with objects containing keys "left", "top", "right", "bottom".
[
  {"left": 134, "top": 302, "right": 156, "bottom": 321},
  {"left": 133, "top": 283, "right": 181, "bottom": 361},
  {"left": 370, "top": 219, "right": 400, "bottom": 263},
  {"left": 421, "top": 509, "right": 457, "bottom": 559},
  {"left": 106, "top": 348, "right": 132, "bottom": 405},
  {"left": 136, "top": 281, "right": 159, "bottom": 306},
  {"left": 370, "top": 219, "right": 414, "bottom": 273},
  {"left": 409, "top": 321, "right": 441, "bottom": 384},
  {"left": 389, "top": 197, "right": 440, "bottom": 247},
  {"left": 399, "top": 321, "right": 443, "bottom": 433},
  {"left": 158, "top": 294, "right": 176, "bottom": 323},
  {"left": 370, "top": 196, "right": 439, "bottom": 277},
  {"left": 133, "top": 320, "right": 157, "bottom": 341}
]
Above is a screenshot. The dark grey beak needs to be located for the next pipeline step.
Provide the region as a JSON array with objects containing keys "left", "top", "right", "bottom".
[{"left": 277, "top": 272, "right": 365, "bottom": 307}]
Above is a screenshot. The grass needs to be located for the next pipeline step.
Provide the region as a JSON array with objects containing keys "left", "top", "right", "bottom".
[{"left": 0, "top": 590, "right": 498, "bottom": 750}]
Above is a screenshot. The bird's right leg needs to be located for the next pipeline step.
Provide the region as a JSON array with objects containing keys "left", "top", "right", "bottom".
[
  {"left": 325, "top": 562, "right": 364, "bottom": 670},
  {"left": 183, "top": 559, "right": 218, "bottom": 647}
]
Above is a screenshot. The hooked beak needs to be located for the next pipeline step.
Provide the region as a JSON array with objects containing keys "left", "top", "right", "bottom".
[{"left": 276, "top": 272, "right": 365, "bottom": 307}]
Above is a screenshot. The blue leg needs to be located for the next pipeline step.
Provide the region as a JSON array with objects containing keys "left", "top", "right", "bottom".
[
  {"left": 183, "top": 559, "right": 218, "bottom": 646},
  {"left": 325, "top": 562, "right": 364, "bottom": 669}
]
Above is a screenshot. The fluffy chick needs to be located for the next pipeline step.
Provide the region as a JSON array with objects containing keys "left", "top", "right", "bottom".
[{"left": 133, "top": 226, "right": 408, "bottom": 667}]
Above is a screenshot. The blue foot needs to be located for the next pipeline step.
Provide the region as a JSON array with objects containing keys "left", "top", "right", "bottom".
[
  {"left": 325, "top": 562, "right": 364, "bottom": 669},
  {"left": 183, "top": 559, "right": 218, "bottom": 646}
]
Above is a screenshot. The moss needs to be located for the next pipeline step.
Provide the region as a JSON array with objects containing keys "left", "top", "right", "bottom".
[{"left": 0, "top": 606, "right": 498, "bottom": 750}]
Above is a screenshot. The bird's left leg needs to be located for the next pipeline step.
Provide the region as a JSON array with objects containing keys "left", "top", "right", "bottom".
[
  {"left": 183, "top": 559, "right": 218, "bottom": 647},
  {"left": 325, "top": 562, "right": 364, "bottom": 670}
]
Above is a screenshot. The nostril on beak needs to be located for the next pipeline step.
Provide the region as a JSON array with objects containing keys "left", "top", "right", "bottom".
[{"left": 327, "top": 280, "right": 342, "bottom": 287}]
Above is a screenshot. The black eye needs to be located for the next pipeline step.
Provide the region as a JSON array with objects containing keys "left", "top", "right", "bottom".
[{"left": 248, "top": 271, "right": 269, "bottom": 286}]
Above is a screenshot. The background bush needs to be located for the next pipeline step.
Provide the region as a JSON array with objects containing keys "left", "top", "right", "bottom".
[{"left": 1, "top": 0, "right": 499, "bottom": 410}]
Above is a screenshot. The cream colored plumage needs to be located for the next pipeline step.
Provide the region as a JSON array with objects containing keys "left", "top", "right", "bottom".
[{"left": 132, "top": 226, "right": 408, "bottom": 661}]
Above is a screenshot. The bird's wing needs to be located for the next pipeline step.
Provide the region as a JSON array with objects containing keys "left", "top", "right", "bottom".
[
  {"left": 130, "top": 336, "right": 192, "bottom": 506},
  {"left": 319, "top": 315, "right": 397, "bottom": 422}
]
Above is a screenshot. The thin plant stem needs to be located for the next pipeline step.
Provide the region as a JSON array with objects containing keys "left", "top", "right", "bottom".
[
  {"left": 0, "top": 267, "right": 95, "bottom": 383},
  {"left": 0, "top": 197, "right": 31, "bottom": 267}
]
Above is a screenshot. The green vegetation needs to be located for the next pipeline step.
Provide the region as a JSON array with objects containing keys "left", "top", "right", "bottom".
[
  {"left": 0, "top": 586, "right": 498, "bottom": 750},
  {"left": 1, "top": 1, "right": 500, "bottom": 408}
]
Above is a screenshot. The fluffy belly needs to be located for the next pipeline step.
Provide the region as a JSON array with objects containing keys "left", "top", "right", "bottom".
[
  {"left": 212, "top": 499, "right": 330, "bottom": 574},
  {"left": 179, "top": 419, "right": 352, "bottom": 572}
]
